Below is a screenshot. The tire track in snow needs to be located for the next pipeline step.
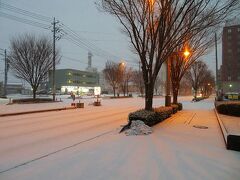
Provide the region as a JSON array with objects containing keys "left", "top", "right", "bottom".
[
  {"left": 0, "top": 106, "right": 136, "bottom": 139},
  {"left": 0, "top": 130, "right": 115, "bottom": 174}
]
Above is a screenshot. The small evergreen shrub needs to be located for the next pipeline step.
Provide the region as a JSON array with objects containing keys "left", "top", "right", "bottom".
[
  {"left": 216, "top": 103, "right": 240, "bottom": 117},
  {"left": 129, "top": 109, "right": 163, "bottom": 126},
  {"left": 154, "top": 106, "right": 173, "bottom": 118},
  {"left": 175, "top": 103, "right": 183, "bottom": 111},
  {"left": 128, "top": 106, "right": 173, "bottom": 126},
  {"left": 171, "top": 104, "right": 178, "bottom": 114},
  {"left": 12, "top": 98, "right": 53, "bottom": 104}
]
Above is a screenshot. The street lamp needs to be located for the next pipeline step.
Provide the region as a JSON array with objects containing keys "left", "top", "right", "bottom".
[
  {"left": 183, "top": 50, "right": 190, "bottom": 58},
  {"left": 165, "top": 49, "right": 190, "bottom": 106},
  {"left": 229, "top": 84, "right": 232, "bottom": 92}
]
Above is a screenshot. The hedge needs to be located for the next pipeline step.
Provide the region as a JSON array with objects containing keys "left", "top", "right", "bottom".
[
  {"left": 171, "top": 104, "right": 178, "bottom": 114},
  {"left": 216, "top": 103, "right": 240, "bottom": 117},
  {"left": 172, "top": 103, "right": 183, "bottom": 111},
  {"left": 128, "top": 106, "right": 173, "bottom": 126},
  {"left": 12, "top": 98, "right": 53, "bottom": 104}
]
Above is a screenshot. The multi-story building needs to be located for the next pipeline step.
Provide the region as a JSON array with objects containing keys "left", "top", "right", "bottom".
[
  {"left": 221, "top": 19, "right": 240, "bottom": 93},
  {"left": 48, "top": 69, "right": 100, "bottom": 95}
]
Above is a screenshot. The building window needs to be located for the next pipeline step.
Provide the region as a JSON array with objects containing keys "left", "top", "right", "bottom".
[
  {"left": 228, "top": 76, "right": 231, "bottom": 81},
  {"left": 238, "top": 28, "right": 240, "bottom": 32},
  {"left": 227, "top": 49, "right": 232, "bottom": 53},
  {"left": 228, "top": 29, "right": 232, "bottom": 33}
]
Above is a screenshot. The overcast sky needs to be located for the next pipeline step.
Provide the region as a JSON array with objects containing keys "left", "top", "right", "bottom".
[{"left": 0, "top": 0, "right": 221, "bottom": 83}]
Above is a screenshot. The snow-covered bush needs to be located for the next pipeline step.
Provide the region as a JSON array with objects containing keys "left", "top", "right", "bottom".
[
  {"left": 216, "top": 103, "right": 240, "bottom": 117},
  {"left": 171, "top": 104, "right": 178, "bottom": 114},
  {"left": 154, "top": 106, "right": 173, "bottom": 118},
  {"left": 129, "top": 106, "right": 173, "bottom": 126},
  {"left": 172, "top": 103, "right": 183, "bottom": 111},
  {"left": 129, "top": 110, "right": 162, "bottom": 126}
]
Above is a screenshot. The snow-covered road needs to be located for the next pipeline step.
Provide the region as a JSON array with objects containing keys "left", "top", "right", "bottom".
[{"left": 0, "top": 97, "right": 240, "bottom": 180}]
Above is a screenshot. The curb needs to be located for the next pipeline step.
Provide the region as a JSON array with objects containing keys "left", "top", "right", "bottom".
[
  {"left": 0, "top": 106, "right": 77, "bottom": 117},
  {"left": 214, "top": 108, "right": 240, "bottom": 151},
  {"left": 214, "top": 108, "right": 228, "bottom": 146}
]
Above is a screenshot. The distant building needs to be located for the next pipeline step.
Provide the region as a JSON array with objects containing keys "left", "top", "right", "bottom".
[
  {"left": 221, "top": 19, "right": 240, "bottom": 93},
  {"left": 48, "top": 69, "right": 101, "bottom": 95},
  {"left": 6, "top": 83, "right": 23, "bottom": 95},
  {"left": 85, "top": 52, "right": 97, "bottom": 73}
]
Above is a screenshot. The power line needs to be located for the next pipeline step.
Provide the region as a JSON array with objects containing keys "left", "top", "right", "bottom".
[
  {"left": 0, "top": 2, "right": 52, "bottom": 22},
  {"left": 62, "top": 56, "right": 88, "bottom": 65},
  {"left": 0, "top": 3, "right": 139, "bottom": 68},
  {"left": 0, "top": 12, "right": 50, "bottom": 30},
  {"left": 62, "top": 24, "right": 120, "bottom": 60}
]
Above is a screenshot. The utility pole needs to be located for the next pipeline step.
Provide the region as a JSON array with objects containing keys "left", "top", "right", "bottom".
[
  {"left": 52, "top": 17, "right": 57, "bottom": 101},
  {"left": 215, "top": 33, "right": 219, "bottom": 97},
  {"left": 4, "top": 49, "right": 8, "bottom": 97},
  {"left": 51, "top": 17, "right": 63, "bottom": 101}
]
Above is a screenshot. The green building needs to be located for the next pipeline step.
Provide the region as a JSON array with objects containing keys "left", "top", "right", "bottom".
[{"left": 48, "top": 69, "right": 101, "bottom": 95}]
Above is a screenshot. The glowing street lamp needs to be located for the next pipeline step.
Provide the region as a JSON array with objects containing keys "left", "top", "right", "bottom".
[
  {"left": 165, "top": 49, "right": 191, "bottom": 106},
  {"left": 184, "top": 49, "right": 190, "bottom": 58}
]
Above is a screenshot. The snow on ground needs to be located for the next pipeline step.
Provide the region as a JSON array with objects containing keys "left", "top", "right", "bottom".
[{"left": 0, "top": 97, "right": 240, "bottom": 180}]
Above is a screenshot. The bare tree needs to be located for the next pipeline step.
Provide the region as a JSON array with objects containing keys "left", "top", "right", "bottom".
[
  {"left": 132, "top": 70, "right": 145, "bottom": 96},
  {"left": 185, "top": 60, "right": 211, "bottom": 99},
  {"left": 154, "top": 75, "right": 164, "bottom": 96},
  {"left": 99, "top": 0, "right": 239, "bottom": 110},
  {"left": 8, "top": 34, "right": 60, "bottom": 99},
  {"left": 200, "top": 70, "right": 215, "bottom": 97},
  {"left": 119, "top": 65, "right": 133, "bottom": 96},
  {"left": 170, "top": 26, "right": 217, "bottom": 104},
  {"left": 103, "top": 61, "right": 121, "bottom": 97}
]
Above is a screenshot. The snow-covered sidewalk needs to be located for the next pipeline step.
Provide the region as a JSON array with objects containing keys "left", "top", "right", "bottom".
[{"left": 0, "top": 97, "right": 239, "bottom": 180}]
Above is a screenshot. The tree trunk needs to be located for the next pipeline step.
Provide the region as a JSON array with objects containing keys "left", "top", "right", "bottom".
[
  {"left": 127, "top": 81, "right": 129, "bottom": 96},
  {"left": 193, "top": 88, "right": 197, "bottom": 99},
  {"left": 113, "top": 87, "right": 116, "bottom": 97},
  {"left": 32, "top": 88, "right": 37, "bottom": 99},
  {"left": 144, "top": 82, "right": 154, "bottom": 111},
  {"left": 172, "top": 83, "right": 180, "bottom": 104}
]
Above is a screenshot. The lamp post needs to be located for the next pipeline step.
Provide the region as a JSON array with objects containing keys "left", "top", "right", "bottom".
[
  {"left": 229, "top": 84, "right": 232, "bottom": 92},
  {"left": 118, "top": 61, "right": 126, "bottom": 96},
  {"left": 165, "top": 49, "right": 190, "bottom": 106}
]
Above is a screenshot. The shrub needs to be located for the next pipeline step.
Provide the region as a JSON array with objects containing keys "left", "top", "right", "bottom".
[
  {"left": 171, "top": 104, "right": 178, "bottom": 114},
  {"left": 175, "top": 103, "right": 183, "bottom": 111},
  {"left": 12, "top": 98, "right": 53, "bottom": 104},
  {"left": 128, "top": 106, "right": 173, "bottom": 126},
  {"left": 154, "top": 106, "right": 173, "bottom": 118},
  {"left": 216, "top": 103, "right": 240, "bottom": 117},
  {"left": 129, "top": 109, "right": 163, "bottom": 126}
]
